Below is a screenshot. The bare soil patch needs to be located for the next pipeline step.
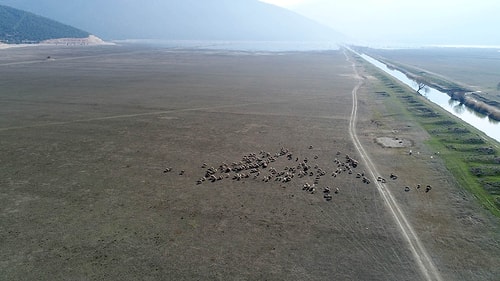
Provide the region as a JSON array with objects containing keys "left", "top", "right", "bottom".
[{"left": 375, "top": 137, "right": 412, "bottom": 148}]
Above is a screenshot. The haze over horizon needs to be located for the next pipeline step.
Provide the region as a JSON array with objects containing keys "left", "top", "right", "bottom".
[
  {"left": 0, "top": 0, "right": 345, "bottom": 43},
  {"left": 261, "top": 0, "right": 500, "bottom": 46},
  {"left": 2, "top": 0, "right": 499, "bottom": 47}
]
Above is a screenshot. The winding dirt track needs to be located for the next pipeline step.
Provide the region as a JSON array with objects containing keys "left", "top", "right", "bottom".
[{"left": 344, "top": 49, "right": 443, "bottom": 281}]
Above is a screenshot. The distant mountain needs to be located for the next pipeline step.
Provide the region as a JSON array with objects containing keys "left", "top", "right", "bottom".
[
  {"left": 0, "top": 0, "right": 346, "bottom": 42},
  {"left": 0, "top": 4, "right": 89, "bottom": 44}
]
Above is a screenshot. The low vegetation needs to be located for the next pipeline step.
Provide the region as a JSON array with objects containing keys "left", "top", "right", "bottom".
[
  {"left": 379, "top": 58, "right": 500, "bottom": 121},
  {"left": 361, "top": 58, "right": 500, "bottom": 217},
  {"left": 358, "top": 47, "right": 500, "bottom": 122}
]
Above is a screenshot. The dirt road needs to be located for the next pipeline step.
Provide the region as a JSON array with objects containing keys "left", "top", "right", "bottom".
[
  {"left": 5, "top": 46, "right": 497, "bottom": 280},
  {"left": 344, "top": 49, "right": 443, "bottom": 281}
]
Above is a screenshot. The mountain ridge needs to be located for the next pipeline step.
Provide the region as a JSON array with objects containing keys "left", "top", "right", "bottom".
[
  {"left": 0, "top": 4, "right": 90, "bottom": 44},
  {"left": 0, "top": 0, "right": 346, "bottom": 42}
]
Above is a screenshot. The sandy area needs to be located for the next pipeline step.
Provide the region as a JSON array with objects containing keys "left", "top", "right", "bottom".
[{"left": 0, "top": 35, "right": 113, "bottom": 50}]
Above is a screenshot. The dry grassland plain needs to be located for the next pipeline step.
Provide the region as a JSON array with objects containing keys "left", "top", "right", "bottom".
[{"left": 0, "top": 45, "right": 499, "bottom": 280}]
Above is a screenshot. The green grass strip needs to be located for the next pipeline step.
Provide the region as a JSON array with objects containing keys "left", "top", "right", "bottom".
[{"left": 361, "top": 58, "right": 500, "bottom": 218}]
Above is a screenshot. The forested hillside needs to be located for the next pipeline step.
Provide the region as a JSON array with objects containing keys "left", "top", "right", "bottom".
[
  {"left": 0, "top": 4, "right": 89, "bottom": 44},
  {"left": 0, "top": 0, "right": 345, "bottom": 42}
]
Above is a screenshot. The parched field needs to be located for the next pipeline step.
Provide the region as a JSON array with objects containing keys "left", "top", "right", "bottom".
[{"left": 0, "top": 45, "right": 499, "bottom": 280}]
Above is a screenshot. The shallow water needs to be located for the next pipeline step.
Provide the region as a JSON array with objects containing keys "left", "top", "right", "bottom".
[
  {"left": 114, "top": 40, "right": 340, "bottom": 52},
  {"left": 359, "top": 53, "right": 500, "bottom": 142}
]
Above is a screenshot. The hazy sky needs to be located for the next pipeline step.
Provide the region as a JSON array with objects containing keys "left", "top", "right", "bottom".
[{"left": 260, "top": 0, "right": 500, "bottom": 46}]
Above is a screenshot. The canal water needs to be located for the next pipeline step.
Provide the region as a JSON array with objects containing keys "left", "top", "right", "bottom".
[{"left": 359, "top": 53, "right": 500, "bottom": 142}]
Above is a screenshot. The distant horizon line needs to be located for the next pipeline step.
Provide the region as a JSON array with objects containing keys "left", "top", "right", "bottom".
[{"left": 3, "top": 38, "right": 500, "bottom": 51}]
